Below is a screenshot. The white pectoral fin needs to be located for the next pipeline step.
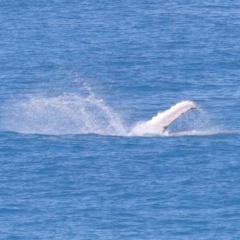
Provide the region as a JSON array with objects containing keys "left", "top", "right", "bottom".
[{"left": 146, "top": 100, "right": 197, "bottom": 133}]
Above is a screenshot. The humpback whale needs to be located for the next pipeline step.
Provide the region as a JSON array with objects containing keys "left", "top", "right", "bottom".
[{"left": 130, "top": 100, "right": 197, "bottom": 135}]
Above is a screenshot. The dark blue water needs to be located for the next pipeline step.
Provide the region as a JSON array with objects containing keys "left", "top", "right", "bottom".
[{"left": 1, "top": 1, "right": 240, "bottom": 239}]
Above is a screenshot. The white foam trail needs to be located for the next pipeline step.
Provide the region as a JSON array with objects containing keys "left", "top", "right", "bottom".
[{"left": 166, "top": 129, "right": 226, "bottom": 137}]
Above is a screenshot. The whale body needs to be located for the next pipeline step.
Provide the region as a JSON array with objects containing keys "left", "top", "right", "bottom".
[{"left": 130, "top": 100, "right": 197, "bottom": 135}]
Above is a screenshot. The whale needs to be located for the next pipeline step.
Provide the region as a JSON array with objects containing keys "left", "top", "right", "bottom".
[{"left": 130, "top": 100, "right": 197, "bottom": 135}]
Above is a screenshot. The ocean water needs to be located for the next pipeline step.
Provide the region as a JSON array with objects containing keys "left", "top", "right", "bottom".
[{"left": 1, "top": 1, "right": 240, "bottom": 239}]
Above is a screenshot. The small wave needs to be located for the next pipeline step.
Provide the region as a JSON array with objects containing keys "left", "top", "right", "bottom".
[{"left": 166, "top": 129, "right": 235, "bottom": 137}]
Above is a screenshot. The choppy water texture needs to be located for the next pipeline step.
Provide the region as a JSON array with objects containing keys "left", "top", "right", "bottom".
[{"left": 1, "top": 1, "right": 240, "bottom": 239}]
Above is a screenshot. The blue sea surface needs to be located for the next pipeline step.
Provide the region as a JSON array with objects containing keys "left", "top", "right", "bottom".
[{"left": 1, "top": 1, "right": 240, "bottom": 239}]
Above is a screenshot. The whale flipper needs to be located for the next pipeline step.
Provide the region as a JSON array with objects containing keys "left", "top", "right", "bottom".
[{"left": 146, "top": 100, "right": 197, "bottom": 133}]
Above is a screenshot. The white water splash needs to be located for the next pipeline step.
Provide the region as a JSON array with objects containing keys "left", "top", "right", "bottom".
[
  {"left": 0, "top": 91, "right": 228, "bottom": 137},
  {"left": 0, "top": 92, "right": 127, "bottom": 136}
]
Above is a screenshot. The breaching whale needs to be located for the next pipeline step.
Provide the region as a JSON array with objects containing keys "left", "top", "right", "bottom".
[{"left": 130, "top": 100, "right": 197, "bottom": 135}]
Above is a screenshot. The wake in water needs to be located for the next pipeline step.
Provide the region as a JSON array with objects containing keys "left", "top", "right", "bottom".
[{"left": 0, "top": 89, "right": 225, "bottom": 137}]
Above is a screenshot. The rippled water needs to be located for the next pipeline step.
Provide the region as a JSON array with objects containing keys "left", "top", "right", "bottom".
[{"left": 1, "top": 1, "right": 240, "bottom": 239}]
